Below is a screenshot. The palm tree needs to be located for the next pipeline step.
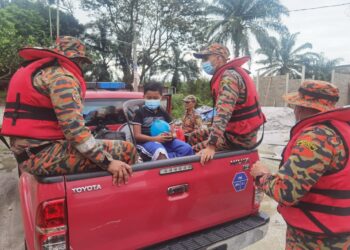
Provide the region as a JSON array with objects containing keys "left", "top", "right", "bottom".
[
  {"left": 158, "top": 44, "right": 200, "bottom": 89},
  {"left": 256, "top": 32, "right": 318, "bottom": 78},
  {"left": 305, "top": 53, "right": 343, "bottom": 81},
  {"left": 206, "top": 0, "right": 288, "bottom": 57}
]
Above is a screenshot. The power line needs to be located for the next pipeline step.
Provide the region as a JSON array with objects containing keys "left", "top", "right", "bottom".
[
  {"left": 289, "top": 2, "right": 350, "bottom": 12},
  {"left": 205, "top": 2, "right": 350, "bottom": 21}
]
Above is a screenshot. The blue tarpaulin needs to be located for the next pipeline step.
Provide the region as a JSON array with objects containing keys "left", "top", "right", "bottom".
[{"left": 196, "top": 106, "right": 216, "bottom": 122}]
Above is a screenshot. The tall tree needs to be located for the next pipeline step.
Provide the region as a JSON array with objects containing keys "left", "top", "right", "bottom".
[
  {"left": 256, "top": 32, "right": 318, "bottom": 78},
  {"left": 158, "top": 44, "right": 200, "bottom": 89},
  {"left": 305, "top": 53, "right": 343, "bottom": 81},
  {"left": 0, "top": 0, "right": 84, "bottom": 79},
  {"left": 206, "top": 0, "right": 288, "bottom": 57},
  {"left": 84, "top": 20, "right": 115, "bottom": 82},
  {"left": 81, "top": 0, "right": 206, "bottom": 84},
  {"left": 1, "top": 0, "right": 84, "bottom": 40},
  {"left": 0, "top": 4, "right": 46, "bottom": 79}
]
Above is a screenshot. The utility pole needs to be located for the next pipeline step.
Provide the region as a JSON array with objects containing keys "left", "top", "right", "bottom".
[
  {"left": 132, "top": 24, "right": 139, "bottom": 91},
  {"left": 49, "top": 5, "right": 52, "bottom": 42},
  {"left": 256, "top": 70, "right": 260, "bottom": 94},
  {"left": 285, "top": 73, "right": 290, "bottom": 107},
  {"left": 56, "top": 0, "right": 60, "bottom": 38},
  {"left": 301, "top": 65, "right": 305, "bottom": 84},
  {"left": 47, "top": 0, "right": 55, "bottom": 41},
  {"left": 331, "top": 69, "right": 335, "bottom": 83},
  {"left": 49, "top": 6, "right": 53, "bottom": 41}
]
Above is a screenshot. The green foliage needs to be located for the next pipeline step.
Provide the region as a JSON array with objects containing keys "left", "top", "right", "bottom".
[
  {"left": 2, "top": 0, "right": 84, "bottom": 38},
  {"left": 1, "top": 4, "right": 47, "bottom": 42},
  {"left": 256, "top": 32, "right": 343, "bottom": 80},
  {"left": 158, "top": 44, "right": 200, "bottom": 89},
  {"left": 182, "top": 78, "right": 213, "bottom": 106},
  {"left": 206, "top": 0, "right": 288, "bottom": 57},
  {"left": 84, "top": 20, "right": 114, "bottom": 82},
  {"left": 304, "top": 53, "right": 343, "bottom": 81},
  {"left": 0, "top": 90, "right": 6, "bottom": 103},
  {"left": 81, "top": 0, "right": 206, "bottom": 84},
  {"left": 256, "top": 31, "right": 319, "bottom": 78},
  {"left": 171, "top": 78, "right": 212, "bottom": 119},
  {"left": 0, "top": 5, "right": 41, "bottom": 78},
  {"left": 0, "top": 0, "right": 84, "bottom": 80},
  {"left": 171, "top": 93, "right": 186, "bottom": 119}
]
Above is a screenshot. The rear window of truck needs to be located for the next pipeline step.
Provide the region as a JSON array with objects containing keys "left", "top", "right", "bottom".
[
  {"left": 83, "top": 98, "right": 128, "bottom": 126},
  {"left": 83, "top": 98, "right": 170, "bottom": 126}
]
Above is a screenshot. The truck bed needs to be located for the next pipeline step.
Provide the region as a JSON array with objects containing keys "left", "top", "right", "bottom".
[
  {"left": 21, "top": 149, "right": 267, "bottom": 250},
  {"left": 68, "top": 150, "right": 260, "bottom": 249}
]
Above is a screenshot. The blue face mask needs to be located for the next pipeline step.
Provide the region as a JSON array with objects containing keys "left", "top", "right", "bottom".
[
  {"left": 202, "top": 61, "right": 215, "bottom": 75},
  {"left": 145, "top": 99, "right": 161, "bottom": 110}
]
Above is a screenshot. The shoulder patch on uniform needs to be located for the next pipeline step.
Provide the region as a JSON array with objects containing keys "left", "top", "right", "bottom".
[
  {"left": 296, "top": 140, "right": 318, "bottom": 151},
  {"left": 72, "top": 90, "right": 81, "bottom": 104}
]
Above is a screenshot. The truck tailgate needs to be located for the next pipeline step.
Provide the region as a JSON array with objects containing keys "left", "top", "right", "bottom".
[{"left": 65, "top": 150, "right": 259, "bottom": 250}]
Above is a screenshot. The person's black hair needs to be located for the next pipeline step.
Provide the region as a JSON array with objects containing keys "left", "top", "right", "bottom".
[{"left": 144, "top": 82, "right": 163, "bottom": 94}]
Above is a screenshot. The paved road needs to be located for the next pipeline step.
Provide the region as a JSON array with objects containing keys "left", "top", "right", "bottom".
[
  {"left": 0, "top": 106, "right": 24, "bottom": 249},
  {"left": 0, "top": 143, "right": 24, "bottom": 250},
  {"left": 244, "top": 157, "right": 286, "bottom": 250}
]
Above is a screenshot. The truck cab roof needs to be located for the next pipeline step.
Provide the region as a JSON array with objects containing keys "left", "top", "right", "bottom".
[{"left": 85, "top": 90, "right": 144, "bottom": 99}]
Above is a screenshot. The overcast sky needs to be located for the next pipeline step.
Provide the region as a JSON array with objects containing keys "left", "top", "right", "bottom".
[
  {"left": 75, "top": 0, "right": 350, "bottom": 74},
  {"left": 279, "top": 0, "right": 350, "bottom": 64},
  {"left": 245, "top": 0, "right": 350, "bottom": 73}
]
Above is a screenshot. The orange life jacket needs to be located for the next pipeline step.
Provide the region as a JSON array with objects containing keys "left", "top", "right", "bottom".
[
  {"left": 1, "top": 48, "right": 86, "bottom": 140},
  {"left": 278, "top": 107, "right": 350, "bottom": 235},
  {"left": 210, "top": 57, "right": 266, "bottom": 136}
]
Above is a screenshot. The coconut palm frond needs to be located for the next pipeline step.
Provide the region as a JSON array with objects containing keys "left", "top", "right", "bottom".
[{"left": 206, "top": 0, "right": 288, "bottom": 57}]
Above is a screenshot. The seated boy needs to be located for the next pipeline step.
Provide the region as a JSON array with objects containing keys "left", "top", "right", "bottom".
[{"left": 132, "top": 82, "right": 194, "bottom": 160}]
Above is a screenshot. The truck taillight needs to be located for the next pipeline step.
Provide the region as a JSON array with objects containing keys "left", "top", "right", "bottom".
[{"left": 35, "top": 199, "right": 67, "bottom": 250}]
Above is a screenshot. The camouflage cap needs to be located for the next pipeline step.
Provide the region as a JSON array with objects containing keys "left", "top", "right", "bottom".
[
  {"left": 193, "top": 43, "right": 230, "bottom": 61},
  {"left": 183, "top": 95, "right": 197, "bottom": 102},
  {"left": 283, "top": 80, "right": 339, "bottom": 112},
  {"left": 51, "top": 36, "right": 92, "bottom": 64}
]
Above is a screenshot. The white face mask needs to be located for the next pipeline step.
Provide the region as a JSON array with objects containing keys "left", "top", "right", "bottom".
[{"left": 145, "top": 99, "right": 161, "bottom": 110}]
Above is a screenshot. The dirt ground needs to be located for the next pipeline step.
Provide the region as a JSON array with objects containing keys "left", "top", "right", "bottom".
[
  {"left": 0, "top": 106, "right": 290, "bottom": 250},
  {"left": 244, "top": 156, "right": 287, "bottom": 250},
  {"left": 0, "top": 143, "right": 24, "bottom": 250}
]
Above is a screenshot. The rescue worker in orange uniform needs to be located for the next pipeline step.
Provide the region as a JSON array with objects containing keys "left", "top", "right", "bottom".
[
  {"left": 251, "top": 81, "right": 350, "bottom": 249},
  {"left": 190, "top": 43, "right": 265, "bottom": 165},
  {"left": 0, "top": 36, "right": 137, "bottom": 185},
  {"left": 181, "top": 95, "right": 202, "bottom": 134}
]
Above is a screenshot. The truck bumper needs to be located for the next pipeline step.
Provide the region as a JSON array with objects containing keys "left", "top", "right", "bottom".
[{"left": 146, "top": 212, "right": 269, "bottom": 250}]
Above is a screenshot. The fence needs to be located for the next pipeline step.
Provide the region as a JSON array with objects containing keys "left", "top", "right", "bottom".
[
  {"left": 333, "top": 72, "right": 350, "bottom": 106},
  {"left": 254, "top": 70, "right": 350, "bottom": 107},
  {"left": 254, "top": 74, "right": 301, "bottom": 107}
]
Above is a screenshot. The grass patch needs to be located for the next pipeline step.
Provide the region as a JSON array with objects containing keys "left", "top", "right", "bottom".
[{"left": 0, "top": 90, "right": 6, "bottom": 104}]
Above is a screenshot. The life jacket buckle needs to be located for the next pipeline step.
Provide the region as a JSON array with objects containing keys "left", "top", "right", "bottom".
[{"left": 11, "top": 112, "right": 19, "bottom": 126}]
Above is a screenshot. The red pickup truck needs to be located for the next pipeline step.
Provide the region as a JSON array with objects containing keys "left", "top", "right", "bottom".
[{"left": 19, "top": 84, "right": 269, "bottom": 250}]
